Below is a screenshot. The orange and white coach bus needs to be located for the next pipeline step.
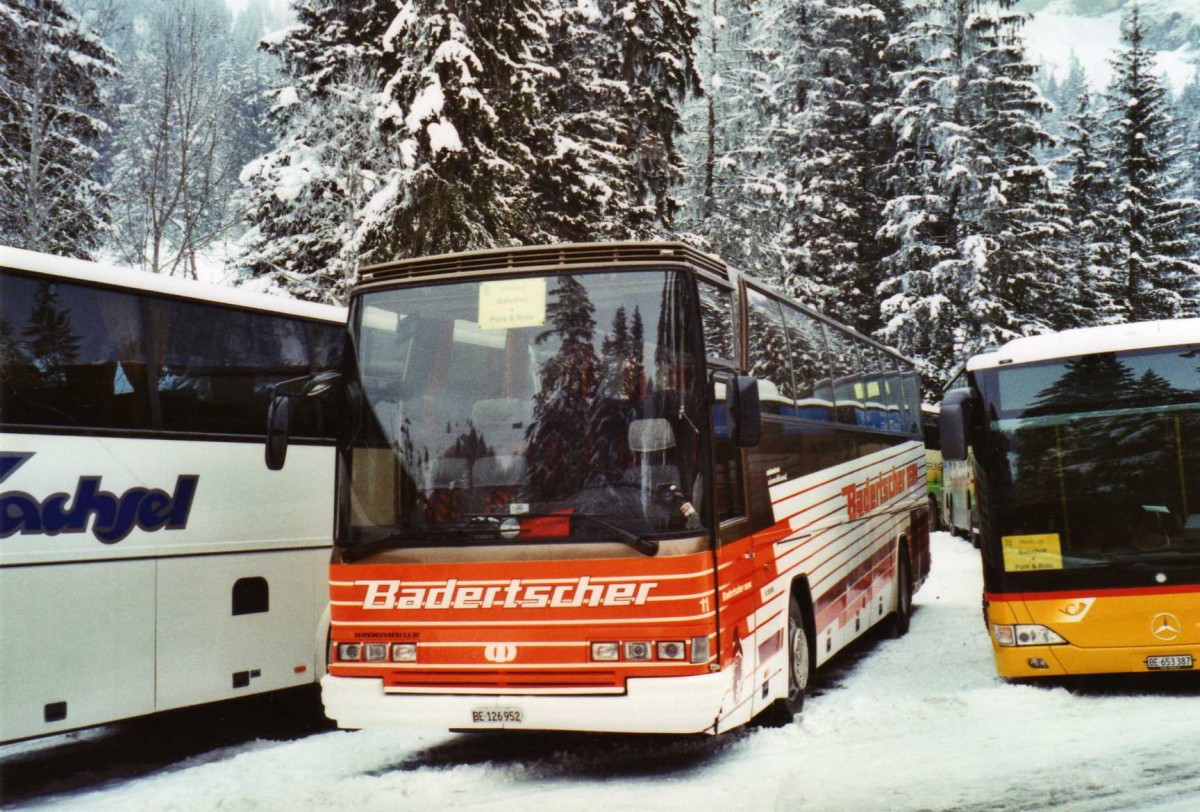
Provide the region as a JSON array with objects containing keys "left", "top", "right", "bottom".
[
  {"left": 0, "top": 247, "right": 344, "bottom": 743},
  {"left": 941, "top": 319, "right": 1200, "bottom": 679},
  {"left": 267, "top": 243, "right": 931, "bottom": 734}
]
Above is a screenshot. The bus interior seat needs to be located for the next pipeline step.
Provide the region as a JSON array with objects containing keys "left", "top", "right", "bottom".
[
  {"left": 622, "top": 464, "right": 682, "bottom": 491},
  {"left": 432, "top": 457, "right": 469, "bottom": 488},
  {"left": 471, "top": 398, "right": 534, "bottom": 452},
  {"left": 626, "top": 418, "right": 681, "bottom": 489},
  {"left": 473, "top": 455, "right": 528, "bottom": 488},
  {"left": 628, "top": 418, "right": 675, "bottom": 453}
]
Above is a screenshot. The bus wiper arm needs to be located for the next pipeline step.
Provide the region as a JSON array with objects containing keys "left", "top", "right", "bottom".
[
  {"left": 572, "top": 513, "right": 659, "bottom": 557},
  {"left": 340, "top": 523, "right": 501, "bottom": 562}
]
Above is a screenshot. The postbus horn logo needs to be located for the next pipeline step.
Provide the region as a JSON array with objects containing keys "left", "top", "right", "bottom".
[{"left": 0, "top": 452, "right": 199, "bottom": 544}]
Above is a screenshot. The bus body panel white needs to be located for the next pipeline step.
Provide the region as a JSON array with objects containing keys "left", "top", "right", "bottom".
[
  {"left": 0, "top": 559, "right": 157, "bottom": 740},
  {"left": 0, "top": 433, "right": 335, "bottom": 742},
  {"left": 155, "top": 548, "right": 327, "bottom": 712},
  {"left": 0, "top": 434, "right": 334, "bottom": 566}
]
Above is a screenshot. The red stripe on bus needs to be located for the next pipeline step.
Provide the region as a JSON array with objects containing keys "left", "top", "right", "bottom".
[{"left": 986, "top": 585, "right": 1200, "bottom": 602}]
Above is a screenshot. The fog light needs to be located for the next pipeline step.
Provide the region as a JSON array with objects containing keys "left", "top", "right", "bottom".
[
  {"left": 1028, "top": 658, "right": 1050, "bottom": 669},
  {"left": 657, "top": 641, "right": 685, "bottom": 661},
  {"left": 391, "top": 643, "right": 417, "bottom": 662},
  {"left": 338, "top": 643, "right": 362, "bottom": 661},
  {"left": 592, "top": 642, "right": 619, "bottom": 661},
  {"left": 624, "top": 641, "right": 652, "bottom": 661},
  {"left": 690, "top": 635, "right": 710, "bottom": 663}
]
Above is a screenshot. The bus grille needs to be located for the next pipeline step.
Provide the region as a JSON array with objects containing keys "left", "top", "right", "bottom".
[{"left": 383, "top": 669, "right": 621, "bottom": 691}]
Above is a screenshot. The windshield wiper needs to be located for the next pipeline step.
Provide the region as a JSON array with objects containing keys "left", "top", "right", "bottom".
[
  {"left": 341, "top": 514, "right": 660, "bottom": 561},
  {"left": 340, "top": 522, "right": 504, "bottom": 562},
  {"left": 571, "top": 513, "right": 659, "bottom": 557}
]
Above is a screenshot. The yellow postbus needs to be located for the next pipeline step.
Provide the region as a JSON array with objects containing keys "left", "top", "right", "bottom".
[{"left": 941, "top": 319, "right": 1200, "bottom": 678}]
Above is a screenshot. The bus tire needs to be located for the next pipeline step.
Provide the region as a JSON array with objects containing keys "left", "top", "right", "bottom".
[
  {"left": 928, "top": 495, "right": 941, "bottom": 531},
  {"left": 888, "top": 547, "right": 913, "bottom": 638},
  {"left": 760, "top": 594, "right": 813, "bottom": 727}
]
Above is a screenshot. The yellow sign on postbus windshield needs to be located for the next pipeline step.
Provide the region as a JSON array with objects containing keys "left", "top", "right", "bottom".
[
  {"left": 479, "top": 278, "right": 547, "bottom": 330},
  {"left": 1001, "top": 533, "right": 1063, "bottom": 572}
]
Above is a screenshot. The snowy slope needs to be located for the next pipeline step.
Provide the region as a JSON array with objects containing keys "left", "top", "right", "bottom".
[
  {"left": 1019, "top": 0, "right": 1199, "bottom": 91},
  {"left": 12, "top": 533, "right": 1200, "bottom": 812}
]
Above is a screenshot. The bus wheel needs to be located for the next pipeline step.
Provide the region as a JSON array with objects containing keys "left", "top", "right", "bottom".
[
  {"left": 760, "top": 594, "right": 813, "bottom": 727},
  {"left": 928, "top": 495, "right": 941, "bottom": 531},
  {"left": 889, "top": 549, "right": 912, "bottom": 638}
]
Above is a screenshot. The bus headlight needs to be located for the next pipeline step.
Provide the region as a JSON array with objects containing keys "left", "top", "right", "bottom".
[
  {"left": 337, "top": 643, "right": 362, "bottom": 661},
  {"left": 391, "top": 643, "right": 418, "bottom": 662},
  {"left": 591, "top": 642, "right": 620, "bottom": 661},
  {"left": 690, "top": 635, "right": 710, "bottom": 663},
  {"left": 993, "top": 624, "right": 1067, "bottom": 647},
  {"left": 656, "top": 641, "right": 686, "bottom": 660},
  {"left": 623, "top": 641, "right": 652, "bottom": 660},
  {"left": 364, "top": 643, "right": 389, "bottom": 662}
]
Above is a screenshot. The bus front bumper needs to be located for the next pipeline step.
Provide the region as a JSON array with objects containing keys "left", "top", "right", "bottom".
[
  {"left": 993, "top": 643, "right": 1200, "bottom": 678},
  {"left": 320, "top": 671, "right": 730, "bottom": 735}
]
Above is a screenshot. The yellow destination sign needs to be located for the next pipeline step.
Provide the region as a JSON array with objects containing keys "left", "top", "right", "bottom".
[
  {"left": 478, "top": 278, "right": 547, "bottom": 330},
  {"left": 1001, "top": 533, "right": 1063, "bottom": 572}
]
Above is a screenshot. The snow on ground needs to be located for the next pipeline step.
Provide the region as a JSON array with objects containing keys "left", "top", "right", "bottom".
[{"left": 11, "top": 533, "right": 1200, "bottom": 811}]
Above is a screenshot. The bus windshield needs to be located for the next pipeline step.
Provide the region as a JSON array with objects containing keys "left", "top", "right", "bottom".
[
  {"left": 342, "top": 269, "right": 707, "bottom": 552},
  {"left": 978, "top": 346, "right": 1200, "bottom": 567}
]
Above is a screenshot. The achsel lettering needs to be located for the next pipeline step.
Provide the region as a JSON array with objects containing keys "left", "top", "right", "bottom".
[
  {"left": 1, "top": 453, "right": 199, "bottom": 544},
  {"left": 842, "top": 463, "right": 920, "bottom": 521},
  {"left": 357, "top": 576, "right": 658, "bottom": 610}
]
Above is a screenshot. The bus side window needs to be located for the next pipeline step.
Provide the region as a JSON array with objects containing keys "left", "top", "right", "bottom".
[
  {"left": 746, "top": 288, "right": 796, "bottom": 415},
  {"left": 783, "top": 307, "right": 833, "bottom": 422},
  {"left": 0, "top": 273, "right": 151, "bottom": 430},
  {"left": 826, "top": 327, "right": 863, "bottom": 426}
]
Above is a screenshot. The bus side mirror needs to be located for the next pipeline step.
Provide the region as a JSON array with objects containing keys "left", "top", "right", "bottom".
[
  {"left": 302, "top": 370, "right": 342, "bottom": 396},
  {"left": 728, "top": 375, "right": 762, "bottom": 448},
  {"left": 265, "top": 395, "right": 292, "bottom": 471},
  {"left": 940, "top": 389, "right": 973, "bottom": 462}
]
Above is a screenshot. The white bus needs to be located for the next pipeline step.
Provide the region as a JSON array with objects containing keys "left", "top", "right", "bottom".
[{"left": 0, "top": 247, "right": 345, "bottom": 743}]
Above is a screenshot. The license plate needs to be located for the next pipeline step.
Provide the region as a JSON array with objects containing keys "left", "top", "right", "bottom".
[
  {"left": 470, "top": 707, "right": 523, "bottom": 725},
  {"left": 1147, "top": 655, "right": 1193, "bottom": 670}
]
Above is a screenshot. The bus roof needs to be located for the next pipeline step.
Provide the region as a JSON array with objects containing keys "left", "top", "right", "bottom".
[
  {"left": 967, "top": 318, "right": 1200, "bottom": 371},
  {"left": 0, "top": 245, "right": 346, "bottom": 324}
]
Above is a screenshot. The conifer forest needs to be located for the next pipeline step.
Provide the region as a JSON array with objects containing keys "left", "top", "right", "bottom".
[{"left": 2, "top": 0, "right": 1199, "bottom": 389}]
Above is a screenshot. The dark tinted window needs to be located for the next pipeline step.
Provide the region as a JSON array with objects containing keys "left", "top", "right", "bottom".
[
  {"left": 783, "top": 307, "right": 833, "bottom": 422},
  {"left": 860, "top": 345, "right": 890, "bottom": 430},
  {"left": 0, "top": 273, "right": 151, "bottom": 429},
  {"left": 825, "top": 327, "right": 862, "bottom": 425},
  {"left": 697, "top": 281, "right": 736, "bottom": 365},
  {"left": 0, "top": 270, "right": 341, "bottom": 438},
  {"left": 149, "top": 297, "right": 337, "bottom": 437},
  {"left": 746, "top": 288, "right": 795, "bottom": 412}
]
